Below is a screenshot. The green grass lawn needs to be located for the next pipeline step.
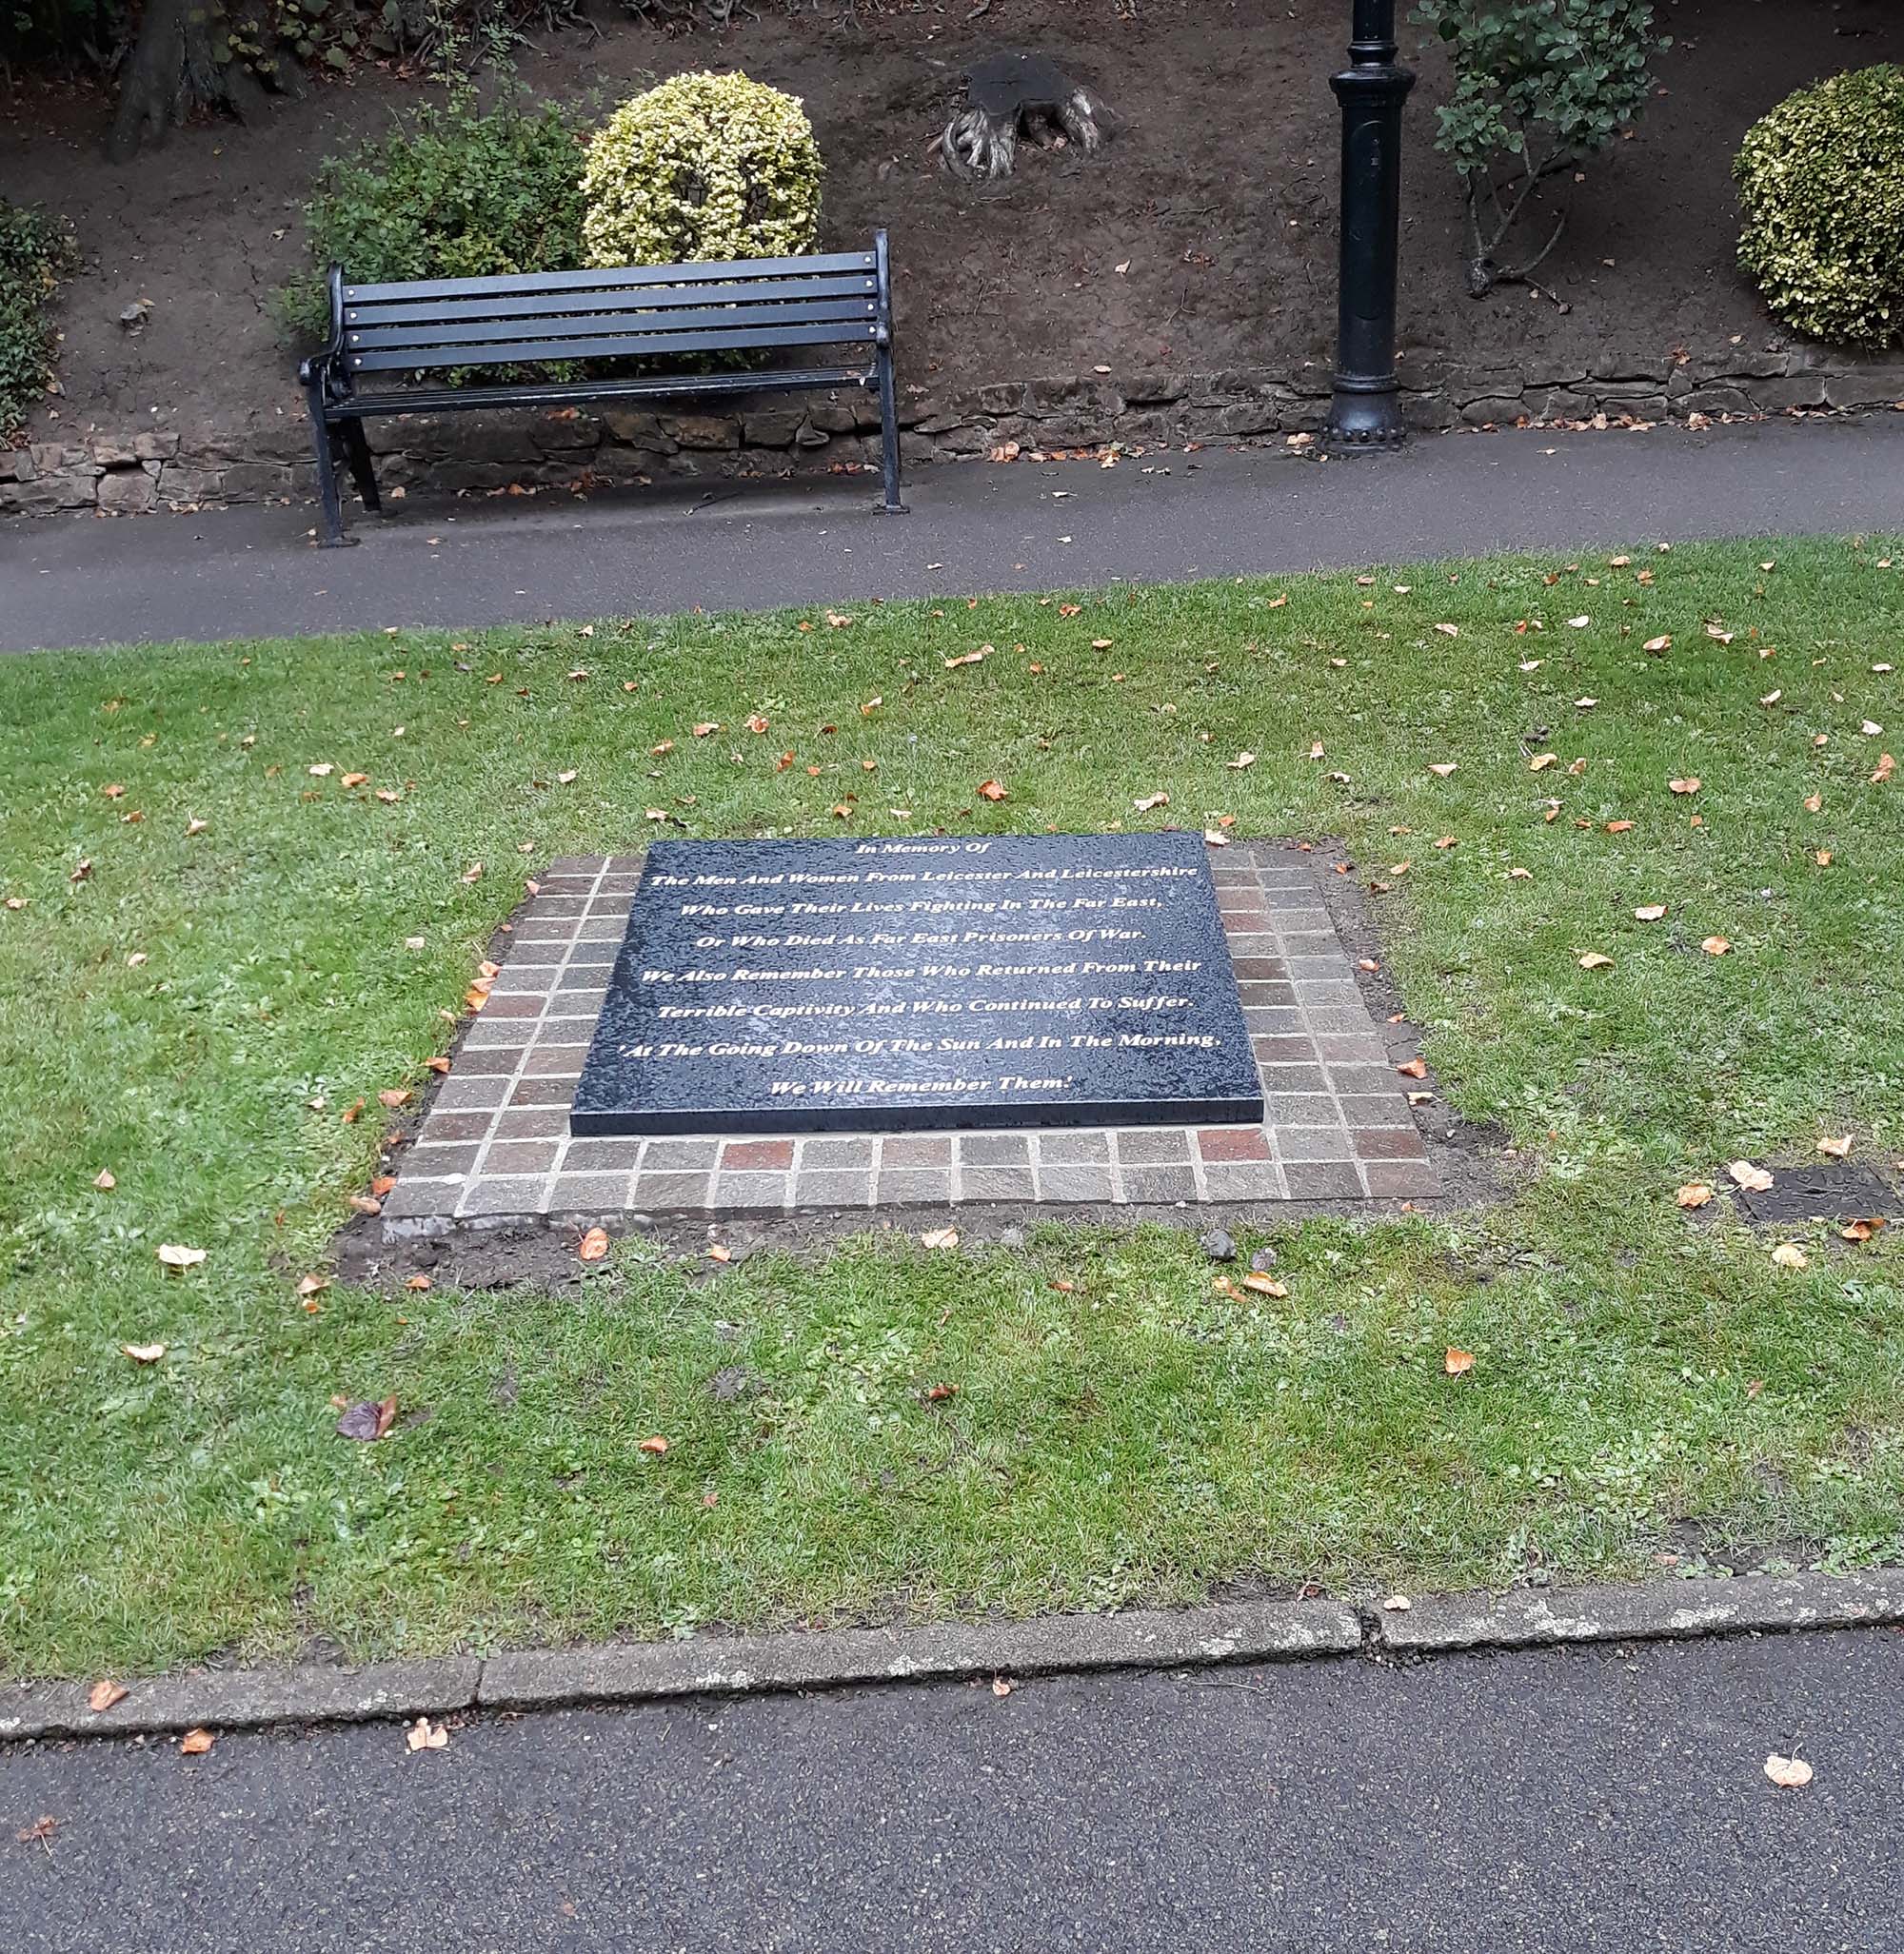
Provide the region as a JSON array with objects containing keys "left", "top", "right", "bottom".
[{"left": 3, "top": 535, "right": 1903, "bottom": 1679}]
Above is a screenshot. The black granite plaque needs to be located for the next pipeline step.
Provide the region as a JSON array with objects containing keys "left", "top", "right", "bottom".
[{"left": 571, "top": 832, "right": 1264, "bottom": 1135}]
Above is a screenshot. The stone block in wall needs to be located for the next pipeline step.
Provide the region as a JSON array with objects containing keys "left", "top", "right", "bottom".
[
  {"left": 1590, "top": 352, "right": 1670, "bottom": 384},
  {"left": 910, "top": 405, "right": 967, "bottom": 437},
  {"left": 1746, "top": 373, "right": 1829, "bottom": 412},
  {"left": 925, "top": 424, "right": 988, "bottom": 456},
  {"left": 158, "top": 465, "right": 225, "bottom": 505},
  {"left": 1403, "top": 394, "right": 1458, "bottom": 433},
  {"left": 1681, "top": 384, "right": 1756, "bottom": 419},
  {"left": 584, "top": 446, "right": 659, "bottom": 484},
  {"left": 664, "top": 413, "right": 740, "bottom": 449},
  {"left": 1121, "top": 372, "right": 1188, "bottom": 406},
  {"left": 975, "top": 382, "right": 1030, "bottom": 414},
  {"left": 31, "top": 442, "right": 96, "bottom": 478},
  {"left": 601, "top": 409, "right": 677, "bottom": 453},
  {"left": 738, "top": 449, "right": 798, "bottom": 479},
  {"left": 219, "top": 461, "right": 293, "bottom": 500},
  {"left": 134, "top": 430, "right": 181, "bottom": 462},
  {"left": 8, "top": 472, "right": 94, "bottom": 512},
  {"left": 0, "top": 449, "right": 28, "bottom": 482},
  {"left": 98, "top": 467, "right": 159, "bottom": 513},
  {"left": 794, "top": 418, "right": 831, "bottom": 448},
  {"left": 90, "top": 438, "right": 141, "bottom": 467},
  {"left": 1459, "top": 396, "right": 1527, "bottom": 426},
  {"left": 741, "top": 405, "right": 805, "bottom": 446},
  {"left": 1183, "top": 399, "right": 1285, "bottom": 439},
  {"left": 527, "top": 412, "right": 602, "bottom": 455},
  {"left": 1823, "top": 363, "right": 1904, "bottom": 410},
  {"left": 808, "top": 393, "right": 882, "bottom": 435},
  {"left": 434, "top": 461, "right": 530, "bottom": 492},
  {"left": 1032, "top": 414, "right": 1116, "bottom": 447},
  {"left": 1525, "top": 387, "right": 1593, "bottom": 421},
  {"left": 899, "top": 431, "right": 942, "bottom": 465}
]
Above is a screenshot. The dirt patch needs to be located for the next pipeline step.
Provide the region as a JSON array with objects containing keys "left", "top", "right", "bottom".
[{"left": 4, "top": 0, "right": 1898, "bottom": 456}]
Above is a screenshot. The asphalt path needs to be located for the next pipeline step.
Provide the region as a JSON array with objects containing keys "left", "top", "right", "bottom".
[
  {"left": 7, "top": 416, "right": 1904, "bottom": 653},
  {"left": 4, "top": 1626, "right": 1899, "bottom": 1952}
]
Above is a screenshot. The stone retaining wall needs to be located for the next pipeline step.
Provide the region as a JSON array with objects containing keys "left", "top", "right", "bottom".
[{"left": 7, "top": 345, "right": 1903, "bottom": 520}]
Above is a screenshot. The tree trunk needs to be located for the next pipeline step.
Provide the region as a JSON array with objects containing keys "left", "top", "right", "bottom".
[{"left": 106, "top": 0, "right": 229, "bottom": 162}]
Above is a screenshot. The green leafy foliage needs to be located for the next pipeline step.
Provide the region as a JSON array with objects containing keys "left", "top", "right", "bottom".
[
  {"left": 285, "top": 91, "right": 587, "bottom": 338},
  {"left": 582, "top": 69, "right": 823, "bottom": 268},
  {"left": 1735, "top": 64, "right": 1904, "bottom": 351},
  {"left": 0, "top": 200, "right": 80, "bottom": 444},
  {"left": 1413, "top": 0, "right": 1666, "bottom": 290}
]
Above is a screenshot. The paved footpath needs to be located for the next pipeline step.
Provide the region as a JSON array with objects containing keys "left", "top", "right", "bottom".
[
  {"left": 4, "top": 1627, "right": 1900, "bottom": 1952},
  {"left": 7, "top": 415, "right": 1904, "bottom": 653}
]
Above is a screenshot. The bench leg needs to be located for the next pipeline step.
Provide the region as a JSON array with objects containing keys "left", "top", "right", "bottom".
[
  {"left": 875, "top": 346, "right": 906, "bottom": 515},
  {"left": 342, "top": 420, "right": 382, "bottom": 514},
  {"left": 304, "top": 385, "right": 351, "bottom": 548}
]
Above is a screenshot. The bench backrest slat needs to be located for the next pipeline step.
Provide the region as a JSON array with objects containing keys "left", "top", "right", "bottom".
[
  {"left": 344, "top": 272, "right": 879, "bottom": 331},
  {"left": 345, "top": 318, "right": 879, "bottom": 374},
  {"left": 346, "top": 297, "right": 877, "bottom": 357},
  {"left": 341, "top": 250, "right": 876, "bottom": 305}
]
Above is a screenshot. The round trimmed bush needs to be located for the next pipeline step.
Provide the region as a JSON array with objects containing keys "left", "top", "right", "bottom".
[
  {"left": 1735, "top": 64, "right": 1904, "bottom": 349},
  {"left": 582, "top": 71, "right": 823, "bottom": 269}
]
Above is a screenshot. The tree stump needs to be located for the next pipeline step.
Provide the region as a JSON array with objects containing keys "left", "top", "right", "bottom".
[{"left": 938, "top": 52, "right": 1108, "bottom": 182}]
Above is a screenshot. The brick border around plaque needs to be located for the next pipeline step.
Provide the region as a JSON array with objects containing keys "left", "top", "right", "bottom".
[{"left": 378, "top": 844, "right": 1445, "bottom": 1234}]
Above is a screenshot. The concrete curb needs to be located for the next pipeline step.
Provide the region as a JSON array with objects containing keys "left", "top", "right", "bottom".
[
  {"left": 5, "top": 1571, "right": 1901, "bottom": 1746},
  {"left": 1378, "top": 1569, "right": 1904, "bottom": 1655}
]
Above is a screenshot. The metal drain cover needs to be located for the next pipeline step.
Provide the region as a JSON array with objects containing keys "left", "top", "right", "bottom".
[{"left": 1735, "top": 1160, "right": 1899, "bottom": 1226}]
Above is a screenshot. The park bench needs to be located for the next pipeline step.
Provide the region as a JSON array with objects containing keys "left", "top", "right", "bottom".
[{"left": 297, "top": 230, "right": 902, "bottom": 546}]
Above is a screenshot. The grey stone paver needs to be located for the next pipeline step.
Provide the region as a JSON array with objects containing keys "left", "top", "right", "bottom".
[{"left": 384, "top": 845, "right": 1443, "bottom": 1228}]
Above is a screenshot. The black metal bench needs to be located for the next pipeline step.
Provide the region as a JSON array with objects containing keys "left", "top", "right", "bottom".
[{"left": 297, "top": 230, "right": 902, "bottom": 546}]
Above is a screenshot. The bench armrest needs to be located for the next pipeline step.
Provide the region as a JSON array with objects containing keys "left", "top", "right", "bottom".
[{"left": 297, "top": 266, "right": 348, "bottom": 396}]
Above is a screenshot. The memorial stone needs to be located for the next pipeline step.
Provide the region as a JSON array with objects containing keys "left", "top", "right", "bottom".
[{"left": 572, "top": 832, "right": 1263, "bottom": 1135}]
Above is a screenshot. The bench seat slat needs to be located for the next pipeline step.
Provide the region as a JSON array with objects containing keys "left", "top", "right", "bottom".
[
  {"left": 346, "top": 297, "right": 877, "bottom": 354},
  {"left": 336, "top": 366, "right": 871, "bottom": 417},
  {"left": 344, "top": 274, "right": 879, "bottom": 330},
  {"left": 342, "top": 250, "right": 876, "bottom": 304},
  {"left": 346, "top": 320, "right": 878, "bottom": 373}
]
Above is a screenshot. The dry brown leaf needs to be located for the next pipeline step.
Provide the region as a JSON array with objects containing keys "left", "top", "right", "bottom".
[
  {"left": 347, "top": 1194, "right": 383, "bottom": 1216},
  {"left": 1874, "top": 753, "right": 1896, "bottom": 784},
  {"left": 1702, "top": 937, "right": 1732, "bottom": 957},
  {"left": 1816, "top": 1135, "right": 1854, "bottom": 1159},
  {"left": 156, "top": 1242, "right": 206, "bottom": 1270},
  {"left": 378, "top": 1088, "right": 411, "bottom": 1110},
  {"left": 637, "top": 1434, "right": 670, "bottom": 1455},
  {"left": 1203, "top": 828, "right": 1232, "bottom": 848},
  {"left": 406, "top": 1273, "right": 433, "bottom": 1292},
  {"left": 1397, "top": 1057, "right": 1428, "bottom": 1079},
  {"left": 1434, "top": 622, "right": 1459, "bottom": 638},
  {"left": 992, "top": 1677, "right": 1015, "bottom": 1697},
  {"left": 923, "top": 1382, "right": 959, "bottom": 1402},
  {"left": 1443, "top": 1348, "right": 1476, "bottom": 1377},
  {"left": 93, "top": 1168, "right": 116, "bottom": 1191},
  {"left": 1728, "top": 1160, "right": 1775, "bottom": 1193},
  {"left": 89, "top": 1678, "right": 129, "bottom": 1713},
  {"left": 1606, "top": 819, "right": 1635, "bottom": 834},
  {"left": 1669, "top": 777, "right": 1701, "bottom": 796},
  {"left": 1676, "top": 1183, "right": 1715, "bottom": 1210},
  {"left": 120, "top": 1341, "right": 166, "bottom": 1364},
  {"left": 978, "top": 780, "right": 1007, "bottom": 801},
  {"left": 1577, "top": 952, "right": 1615, "bottom": 970},
  {"left": 578, "top": 1226, "right": 610, "bottom": 1262},
  {"left": 1426, "top": 761, "right": 1458, "bottom": 778},
  {"left": 1644, "top": 634, "right": 1672, "bottom": 653},
  {"left": 1227, "top": 751, "right": 1257, "bottom": 770},
  {"left": 921, "top": 1226, "right": 960, "bottom": 1250},
  {"left": 1764, "top": 1754, "right": 1814, "bottom": 1789},
  {"left": 1529, "top": 753, "right": 1557, "bottom": 772},
  {"left": 1804, "top": 792, "right": 1823, "bottom": 814},
  {"left": 178, "top": 1727, "right": 215, "bottom": 1756},
  {"left": 1840, "top": 1218, "right": 1886, "bottom": 1243},
  {"left": 1771, "top": 1242, "right": 1809, "bottom": 1270},
  {"left": 1241, "top": 1272, "right": 1289, "bottom": 1297},
  {"left": 407, "top": 1717, "right": 449, "bottom": 1752},
  {"left": 1133, "top": 792, "right": 1170, "bottom": 812},
  {"left": 1634, "top": 904, "right": 1668, "bottom": 921}
]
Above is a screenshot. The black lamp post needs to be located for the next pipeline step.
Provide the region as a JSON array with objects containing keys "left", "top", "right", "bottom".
[{"left": 1323, "top": 0, "right": 1417, "bottom": 450}]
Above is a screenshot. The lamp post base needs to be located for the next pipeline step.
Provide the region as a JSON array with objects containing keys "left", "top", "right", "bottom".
[{"left": 1322, "top": 380, "right": 1410, "bottom": 452}]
